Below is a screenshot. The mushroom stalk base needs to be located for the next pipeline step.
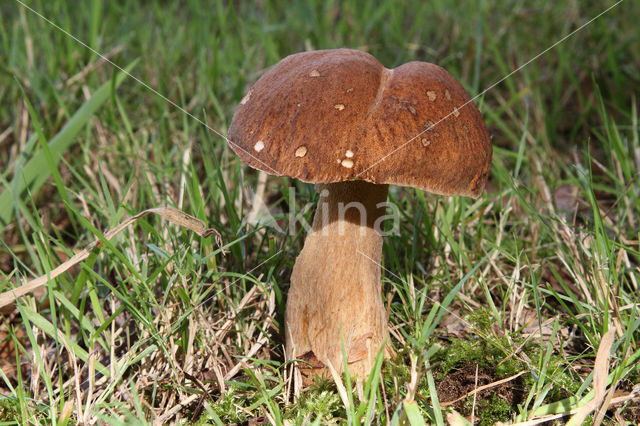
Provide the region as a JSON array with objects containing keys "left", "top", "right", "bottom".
[{"left": 286, "top": 180, "right": 390, "bottom": 380}]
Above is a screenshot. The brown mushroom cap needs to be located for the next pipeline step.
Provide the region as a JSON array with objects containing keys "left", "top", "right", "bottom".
[{"left": 227, "top": 48, "right": 492, "bottom": 198}]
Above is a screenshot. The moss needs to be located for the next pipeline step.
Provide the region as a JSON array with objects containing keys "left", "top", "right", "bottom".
[
  {"left": 203, "top": 385, "right": 249, "bottom": 424},
  {"left": 433, "top": 331, "right": 532, "bottom": 422},
  {"left": 436, "top": 338, "right": 522, "bottom": 379},
  {"left": 434, "top": 309, "right": 531, "bottom": 381},
  {"left": 494, "top": 352, "right": 521, "bottom": 378},
  {"left": 544, "top": 355, "right": 581, "bottom": 401},
  {"left": 437, "top": 340, "right": 478, "bottom": 376},
  {"left": 459, "top": 393, "right": 512, "bottom": 425},
  {"left": 468, "top": 309, "right": 493, "bottom": 335},
  {"left": 0, "top": 397, "right": 20, "bottom": 422},
  {"left": 285, "top": 390, "right": 342, "bottom": 421},
  {"left": 382, "top": 355, "right": 412, "bottom": 401},
  {"left": 478, "top": 394, "right": 512, "bottom": 425}
]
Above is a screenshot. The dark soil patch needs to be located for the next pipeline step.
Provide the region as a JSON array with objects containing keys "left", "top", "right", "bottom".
[
  {"left": 620, "top": 401, "right": 640, "bottom": 424},
  {"left": 437, "top": 362, "right": 526, "bottom": 424}
]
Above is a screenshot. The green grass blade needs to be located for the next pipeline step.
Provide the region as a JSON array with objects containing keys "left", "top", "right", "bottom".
[
  {"left": 403, "top": 401, "right": 427, "bottom": 426},
  {"left": 0, "top": 61, "right": 137, "bottom": 231}
]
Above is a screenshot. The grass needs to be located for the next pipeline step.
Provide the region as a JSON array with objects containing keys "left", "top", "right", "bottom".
[{"left": 1, "top": 0, "right": 640, "bottom": 423}]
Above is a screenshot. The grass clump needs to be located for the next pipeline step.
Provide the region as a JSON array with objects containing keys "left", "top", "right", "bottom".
[{"left": 1, "top": 0, "right": 640, "bottom": 423}]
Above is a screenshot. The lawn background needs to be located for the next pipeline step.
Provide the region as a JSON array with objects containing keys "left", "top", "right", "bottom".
[{"left": 1, "top": 0, "right": 639, "bottom": 424}]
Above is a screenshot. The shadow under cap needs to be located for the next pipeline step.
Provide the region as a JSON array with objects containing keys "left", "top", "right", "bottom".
[{"left": 312, "top": 181, "right": 390, "bottom": 230}]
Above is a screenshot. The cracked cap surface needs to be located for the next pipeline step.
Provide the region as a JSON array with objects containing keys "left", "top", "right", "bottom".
[{"left": 227, "top": 48, "right": 492, "bottom": 198}]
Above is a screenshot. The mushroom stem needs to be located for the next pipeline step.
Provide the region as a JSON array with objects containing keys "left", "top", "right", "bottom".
[{"left": 286, "top": 180, "right": 390, "bottom": 379}]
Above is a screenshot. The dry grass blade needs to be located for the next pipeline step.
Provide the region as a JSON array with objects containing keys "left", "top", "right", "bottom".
[
  {"left": 568, "top": 327, "right": 616, "bottom": 425},
  {"left": 446, "top": 409, "right": 471, "bottom": 426},
  {"left": 511, "top": 329, "right": 619, "bottom": 425},
  {"left": 0, "top": 126, "right": 12, "bottom": 147},
  {"left": 0, "top": 207, "right": 221, "bottom": 309},
  {"left": 327, "top": 360, "right": 351, "bottom": 411},
  {"left": 504, "top": 387, "right": 640, "bottom": 426},
  {"left": 405, "top": 353, "right": 419, "bottom": 403}
]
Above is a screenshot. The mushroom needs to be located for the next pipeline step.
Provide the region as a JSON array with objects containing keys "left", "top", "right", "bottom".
[{"left": 227, "top": 49, "right": 492, "bottom": 380}]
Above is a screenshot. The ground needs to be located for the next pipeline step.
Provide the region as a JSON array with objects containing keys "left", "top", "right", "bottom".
[{"left": 1, "top": 0, "right": 640, "bottom": 424}]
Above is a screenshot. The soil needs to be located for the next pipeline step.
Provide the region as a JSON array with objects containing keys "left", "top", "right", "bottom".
[
  {"left": 436, "top": 362, "right": 526, "bottom": 423},
  {"left": 436, "top": 362, "right": 640, "bottom": 424}
]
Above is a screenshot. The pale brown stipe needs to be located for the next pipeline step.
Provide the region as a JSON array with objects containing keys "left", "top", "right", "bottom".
[
  {"left": 287, "top": 181, "right": 391, "bottom": 379},
  {"left": 227, "top": 48, "right": 492, "bottom": 381}
]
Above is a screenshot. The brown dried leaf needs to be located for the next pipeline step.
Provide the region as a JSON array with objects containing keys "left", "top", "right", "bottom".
[{"left": 553, "top": 184, "right": 580, "bottom": 211}]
